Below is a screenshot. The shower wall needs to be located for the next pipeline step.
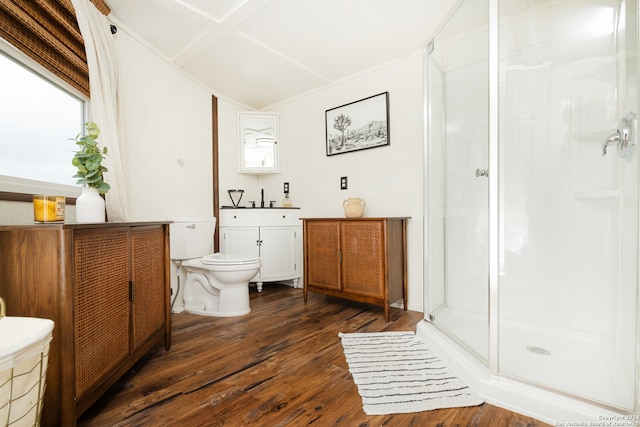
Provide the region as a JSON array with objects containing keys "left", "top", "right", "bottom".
[
  {"left": 498, "top": 2, "right": 638, "bottom": 409},
  {"left": 501, "top": 58, "right": 620, "bottom": 335},
  {"left": 500, "top": 1, "right": 624, "bottom": 337}
]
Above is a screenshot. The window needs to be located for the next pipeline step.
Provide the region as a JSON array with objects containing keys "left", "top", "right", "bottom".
[{"left": 0, "top": 49, "right": 86, "bottom": 189}]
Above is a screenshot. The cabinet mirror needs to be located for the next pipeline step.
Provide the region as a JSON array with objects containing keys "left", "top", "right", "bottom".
[{"left": 238, "top": 112, "right": 279, "bottom": 174}]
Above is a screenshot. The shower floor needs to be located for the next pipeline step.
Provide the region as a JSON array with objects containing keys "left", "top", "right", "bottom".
[{"left": 433, "top": 307, "right": 634, "bottom": 410}]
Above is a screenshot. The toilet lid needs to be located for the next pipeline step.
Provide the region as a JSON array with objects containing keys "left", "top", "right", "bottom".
[{"left": 202, "top": 253, "right": 261, "bottom": 266}]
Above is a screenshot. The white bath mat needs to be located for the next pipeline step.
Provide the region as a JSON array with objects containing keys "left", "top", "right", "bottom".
[{"left": 339, "top": 331, "right": 484, "bottom": 415}]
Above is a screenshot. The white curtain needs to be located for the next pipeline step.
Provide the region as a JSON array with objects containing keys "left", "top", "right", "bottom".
[{"left": 71, "top": 0, "right": 129, "bottom": 222}]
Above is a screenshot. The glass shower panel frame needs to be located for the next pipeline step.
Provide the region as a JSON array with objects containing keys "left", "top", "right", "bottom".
[{"left": 426, "top": 0, "right": 491, "bottom": 362}]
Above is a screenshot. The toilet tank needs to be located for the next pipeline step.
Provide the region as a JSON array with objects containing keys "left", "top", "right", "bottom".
[{"left": 170, "top": 217, "right": 216, "bottom": 260}]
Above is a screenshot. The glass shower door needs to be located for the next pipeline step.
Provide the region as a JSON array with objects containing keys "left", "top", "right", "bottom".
[
  {"left": 426, "top": 0, "right": 490, "bottom": 361},
  {"left": 498, "top": 0, "right": 638, "bottom": 410}
]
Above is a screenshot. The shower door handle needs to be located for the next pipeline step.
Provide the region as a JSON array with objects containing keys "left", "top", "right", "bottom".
[{"left": 602, "top": 112, "right": 636, "bottom": 161}]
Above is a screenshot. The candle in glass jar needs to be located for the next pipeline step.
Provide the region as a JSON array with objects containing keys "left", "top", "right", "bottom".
[{"left": 33, "top": 195, "right": 65, "bottom": 222}]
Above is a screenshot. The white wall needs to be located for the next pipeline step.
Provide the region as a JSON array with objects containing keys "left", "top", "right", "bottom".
[
  {"left": 114, "top": 30, "right": 215, "bottom": 221},
  {"left": 220, "top": 54, "right": 426, "bottom": 312},
  {"left": 115, "top": 29, "right": 265, "bottom": 221}
]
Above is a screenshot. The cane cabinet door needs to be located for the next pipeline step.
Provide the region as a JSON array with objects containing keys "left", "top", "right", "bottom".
[
  {"left": 304, "top": 220, "right": 341, "bottom": 291},
  {"left": 340, "top": 220, "right": 385, "bottom": 299},
  {"left": 73, "top": 228, "right": 131, "bottom": 400}
]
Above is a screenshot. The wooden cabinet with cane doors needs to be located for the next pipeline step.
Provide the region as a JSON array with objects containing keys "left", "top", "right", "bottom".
[
  {"left": 302, "top": 218, "right": 408, "bottom": 321},
  {"left": 0, "top": 222, "right": 171, "bottom": 427}
]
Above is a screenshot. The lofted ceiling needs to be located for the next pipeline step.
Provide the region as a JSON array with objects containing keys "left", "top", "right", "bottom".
[{"left": 105, "top": 0, "right": 458, "bottom": 110}]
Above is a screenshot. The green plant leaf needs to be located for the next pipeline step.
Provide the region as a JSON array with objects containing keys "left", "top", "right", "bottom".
[
  {"left": 71, "top": 121, "right": 110, "bottom": 194},
  {"left": 95, "top": 182, "right": 111, "bottom": 194}
]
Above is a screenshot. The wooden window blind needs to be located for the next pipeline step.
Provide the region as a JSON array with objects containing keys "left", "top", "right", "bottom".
[{"left": 0, "top": 0, "right": 110, "bottom": 97}]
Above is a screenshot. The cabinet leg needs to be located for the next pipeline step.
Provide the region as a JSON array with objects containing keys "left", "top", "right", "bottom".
[
  {"left": 293, "top": 278, "right": 299, "bottom": 288},
  {"left": 257, "top": 282, "right": 263, "bottom": 293}
]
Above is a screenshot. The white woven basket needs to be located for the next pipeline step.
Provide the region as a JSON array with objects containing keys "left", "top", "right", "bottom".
[{"left": 0, "top": 298, "right": 54, "bottom": 427}]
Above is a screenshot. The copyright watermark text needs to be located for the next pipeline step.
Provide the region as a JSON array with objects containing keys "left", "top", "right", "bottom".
[{"left": 554, "top": 415, "right": 640, "bottom": 427}]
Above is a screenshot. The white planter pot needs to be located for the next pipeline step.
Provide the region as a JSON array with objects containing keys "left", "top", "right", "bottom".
[{"left": 75, "top": 187, "right": 105, "bottom": 223}]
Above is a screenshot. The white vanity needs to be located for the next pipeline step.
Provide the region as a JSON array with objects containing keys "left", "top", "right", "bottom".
[{"left": 219, "top": 208, "right": 302, "bottom": 292}]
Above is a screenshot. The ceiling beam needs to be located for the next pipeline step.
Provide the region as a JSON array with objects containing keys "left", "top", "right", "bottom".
[{"left": 171, "top": 0, "right": 272, "bottom": 66}]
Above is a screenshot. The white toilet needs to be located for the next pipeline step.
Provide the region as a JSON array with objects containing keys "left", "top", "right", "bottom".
[{"left": 170, "top": 217, "right": 261, "bottom": 317}]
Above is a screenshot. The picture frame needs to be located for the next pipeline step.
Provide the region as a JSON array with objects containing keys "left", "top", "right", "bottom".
[{"left": 325, "top": 92, "right": 389, "bottom": 156}]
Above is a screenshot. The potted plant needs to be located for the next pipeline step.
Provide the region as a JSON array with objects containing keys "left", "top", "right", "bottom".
[
  {"left": 72, "top": 121, "right": 110, "bottom": 222},
  {"left": 72, "top": 121, "right": 111, "bottom": 193}
]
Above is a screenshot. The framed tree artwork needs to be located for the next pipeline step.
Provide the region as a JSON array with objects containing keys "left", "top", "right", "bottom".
[{"left": 325, "top": 92, "right": 390, "bottom": 156}]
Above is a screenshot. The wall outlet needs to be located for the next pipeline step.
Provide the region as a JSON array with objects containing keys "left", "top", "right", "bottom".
[
  {"left": 340, "top": 176, "right": 348, "bottom": 190},
  {"left": 284, "top": 182, "right": 289, "bottom": 193}
]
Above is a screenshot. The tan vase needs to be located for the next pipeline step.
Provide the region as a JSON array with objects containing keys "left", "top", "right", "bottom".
[{"left": 343, "top": 198, "right": 365, "bottom": 218}]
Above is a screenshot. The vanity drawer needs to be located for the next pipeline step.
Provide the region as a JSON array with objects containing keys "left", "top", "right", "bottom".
[{"left": 219, "top": 209, "right": 301, "bottom": 227}]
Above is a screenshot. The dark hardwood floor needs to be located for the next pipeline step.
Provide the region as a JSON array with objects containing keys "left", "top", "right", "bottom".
[{"left": 78, "top": 283, "right": 549, "bottom": 427}]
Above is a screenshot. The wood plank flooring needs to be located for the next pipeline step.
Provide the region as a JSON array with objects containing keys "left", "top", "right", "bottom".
[{"left": 78, "top": 284, "right": 550, "bottom": 427}]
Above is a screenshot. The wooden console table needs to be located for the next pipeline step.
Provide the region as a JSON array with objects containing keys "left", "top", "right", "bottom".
[
  {"left": 302, "top": 217, "right": 408, "bottom": 321},
  {"left": 0, "top": 222, "right": 171, "bottom": 426}
]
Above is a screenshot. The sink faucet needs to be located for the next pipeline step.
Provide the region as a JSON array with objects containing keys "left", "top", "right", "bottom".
[{"left": 261, "top": 189, "right": 265, "bottom": 208}]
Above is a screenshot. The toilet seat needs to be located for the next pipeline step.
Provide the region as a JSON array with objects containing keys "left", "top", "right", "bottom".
[{"left": 202, "top": 253, "right": 261, "bottom": 266}]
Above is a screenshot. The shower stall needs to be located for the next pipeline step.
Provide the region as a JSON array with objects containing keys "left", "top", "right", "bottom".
[{"left": 422, "top": 0, "right": 639, "bottom": 421}]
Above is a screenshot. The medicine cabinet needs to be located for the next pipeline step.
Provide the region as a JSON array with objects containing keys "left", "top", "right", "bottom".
[{"left": 238, "top": 112, "right": 279, "bottom": 174}]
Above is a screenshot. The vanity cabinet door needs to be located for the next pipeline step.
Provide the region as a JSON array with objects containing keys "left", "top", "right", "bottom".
[
  {"left": 259, "top": 226, "right": 299, "bottom": 280},
  {"left": 73, "top": 228, "right": 131, "bottom": 400},
  {"left": 220, "top": 226, "right": 260, "bottom": 258}
]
